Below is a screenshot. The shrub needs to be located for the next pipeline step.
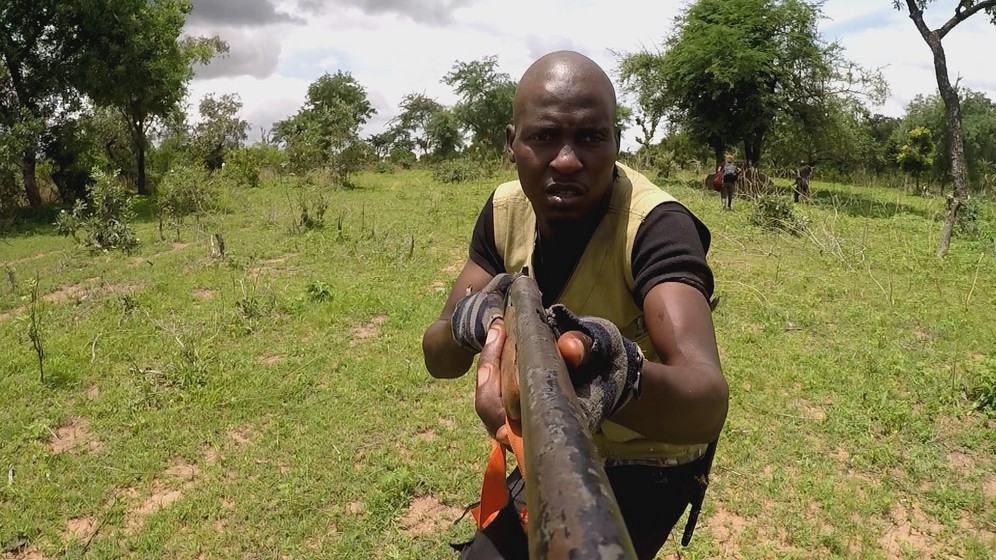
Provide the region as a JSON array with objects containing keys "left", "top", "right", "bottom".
[
  {"left": 156, "top": 165, "right": 224, "bottom": 234},
  {"left": 223, "top": 148, "right": 262, "bottom": 188},
  {"left": 968, "top": 357, "right": 996, "bottom": 416},
  {"left": 431, "top": 157, "right": 495, "bottom": 184},
  {"left": 750, "top": 195, "right": 807, "bottom": 235},
  {"left": 54, "top": 168, "right": 139, "bottom": 252}
]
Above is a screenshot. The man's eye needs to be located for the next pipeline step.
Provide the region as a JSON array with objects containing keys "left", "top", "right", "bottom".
[
  {"left": 580, "top": 131, "right": 606, "bottom": 142},
  {"left": 530, "top": 131, "right": 553, "bottom": 141}
]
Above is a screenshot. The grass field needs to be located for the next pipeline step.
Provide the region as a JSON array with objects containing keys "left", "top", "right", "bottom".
[{"left": 1, "top": 168, "right": 994, "bottom": 559}]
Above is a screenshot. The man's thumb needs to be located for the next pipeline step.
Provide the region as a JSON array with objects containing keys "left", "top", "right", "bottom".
[{"left": 557, "top": 331, "right": 593, "bottom": 369}]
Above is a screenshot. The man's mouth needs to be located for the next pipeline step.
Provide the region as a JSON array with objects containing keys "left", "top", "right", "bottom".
[{"left": 545, "top": 183, "right": 585, "bottom": 202}]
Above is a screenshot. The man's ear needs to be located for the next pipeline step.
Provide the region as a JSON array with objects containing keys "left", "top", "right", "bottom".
[
  {"left": 614, "top": 128, "right": 622, "bottom": 157},
  {"left": 505, "top": 124, "right": 516, "bottom": 163}
]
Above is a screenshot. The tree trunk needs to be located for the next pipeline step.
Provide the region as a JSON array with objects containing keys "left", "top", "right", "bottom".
[
  {"left": 904, "top": 0, "right": 981, "bottom": 256},
  {"left": 21, "top": 151, "right": 42, "bottom": 207}
]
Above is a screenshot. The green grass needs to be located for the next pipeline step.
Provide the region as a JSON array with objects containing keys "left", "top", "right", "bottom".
[{"left": 1, "top": 169, "right": 994, "bottom": 559}]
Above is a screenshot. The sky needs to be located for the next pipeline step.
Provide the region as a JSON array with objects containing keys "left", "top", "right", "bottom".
[{"left": 183, "top": 0, "right": 996, "bottom": 152}]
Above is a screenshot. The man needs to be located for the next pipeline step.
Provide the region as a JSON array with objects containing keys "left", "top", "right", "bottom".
[
  {"left": 719, "top": 156, "right": 739, "bottom": 210},
  {"left": 422, "top": 51, "right": 728, "bottom": 560},
  {"left": 795, "top": 160, "right": 812, "bottom": 202}
]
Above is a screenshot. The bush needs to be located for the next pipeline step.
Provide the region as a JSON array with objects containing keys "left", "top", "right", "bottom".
[
  {"left": 431, "top": 157, "right": 496, "bottom": 184},
  {"left": 158, "top": 166, "right": 223, "bottom": 218},
  {"left": 968, "top": 357, "right": 996, "bottom": 416},
  {"left": 54, "top": 169, "right": 139, "bottom": 252},
  {"left": 223, "top": 148, "right": 262, "bottom": 188},
  {"left": 750, "top": 195, "right": 807, "bottom": 235}
]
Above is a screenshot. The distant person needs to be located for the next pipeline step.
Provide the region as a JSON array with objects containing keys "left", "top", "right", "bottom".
[
  {"left": 422, "top": 50, "right": 728, "bottom": 559},
  {"left": 718, "top": 156, "right": 739, "bottom": 210},
  {"left": 795, "top": 161, "right": 812, "bottom": 202}
]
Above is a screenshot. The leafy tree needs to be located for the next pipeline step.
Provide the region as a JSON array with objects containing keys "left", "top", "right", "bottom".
[
  {"left": 191, "top": 93, "right": 249, "bottom": 170},
  {"left": 619, "top": 0, "right": 884, "bottom": 167},
  {"left": 0, "top": 1, "right": 89, "bottom": 206},
  {"left": 894, "top": 0, "right": 996, "bottom": 255},
  {"left": 443, "top": 56, "right": 514, "bottom": 156},
  {"left": 389, "top": 93, "right": 445, "bottom": 158},
  {"left": 77, "top": 0, "right": 227, "bottom": 195},
  {"left": 898, "top": 90, "right": 996, "bottom": 188},
  {"left": 424, "top": 107, "right": 465, "bottom": 158},
  {"left": 273, "top": 71, "right": 376, "bottom": 180},
  {"left": 897, "top": 126, "right": 935, "bottom": 192}
]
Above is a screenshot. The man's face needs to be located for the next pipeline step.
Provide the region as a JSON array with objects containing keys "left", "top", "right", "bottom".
[{"left": 507, "top": 79, "right": 619, "bottom": 228}]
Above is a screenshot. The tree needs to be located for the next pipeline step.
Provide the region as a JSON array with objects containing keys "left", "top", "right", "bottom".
[
  {"left": 273, "top": 71, "right": 376, "bottom": 178},
  {"left": 897, "top": 126, "right": 935, "bottom": 192},
  {"left": 191, "top": 93, "right": 249, "bottom": 170},
  {"left": 0, "top": 1, "right": 89, "bottom": 206},
  {"left": 619, "top": 0, "right": 884, "bottom": 168},
  {"left": 78, "top": 0, "right": 227, "bottom": 195},
  {"left": 898, "top": 90, "right": 996, "bottom": 188},
  {"left": 443, "top": 56, "right": 514, "bottom": 156},
  {"left": 617, "top": 50, "right": 669, "bottom": 149},
  {"left": 894, "top": 0, "right": 996, "bottom": 255},
  {"left": 389, "top": 93, "right": 445, "bottom": 158}
]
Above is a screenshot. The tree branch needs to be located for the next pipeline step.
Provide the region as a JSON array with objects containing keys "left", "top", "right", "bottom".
[{"left": 938, "top": 0, "right": 996, "bottom": 38}]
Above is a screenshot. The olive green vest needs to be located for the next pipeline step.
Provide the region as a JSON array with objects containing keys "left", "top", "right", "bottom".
[{"left": 493, "top": 163, "right": 708, "bottom": 464}]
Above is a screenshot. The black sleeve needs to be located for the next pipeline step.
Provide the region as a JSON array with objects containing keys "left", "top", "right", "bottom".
[
  {"left": 631, "top": 202, "right": 714, "bottom": 306},
  {"left": 468, "top": 193, "right": 506, "bottom": 276}
]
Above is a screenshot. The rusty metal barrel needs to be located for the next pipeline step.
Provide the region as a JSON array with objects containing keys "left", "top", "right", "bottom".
[{"left": 502, "top": 275, "right": 637, "bottom": 560}]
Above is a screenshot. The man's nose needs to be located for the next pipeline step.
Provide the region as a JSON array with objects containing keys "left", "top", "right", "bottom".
[{"left": 551, "top": 144, "right": 582, "bottom": 173}]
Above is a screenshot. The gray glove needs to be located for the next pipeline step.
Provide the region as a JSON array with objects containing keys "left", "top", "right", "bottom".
[
  {"left": 450, "top": 273, "right": 518, "bottom": 352},
  {"left": 546, "top": 304, "right": 645, "bottom": 433}
]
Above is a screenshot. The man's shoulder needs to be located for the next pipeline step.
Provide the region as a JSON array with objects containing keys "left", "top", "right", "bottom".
[
  {"left": 493, "top": 177, "right": 526, "bottom": 204},
  {"left": 615, "top": 163, "right": 679, "bottom": 213}
]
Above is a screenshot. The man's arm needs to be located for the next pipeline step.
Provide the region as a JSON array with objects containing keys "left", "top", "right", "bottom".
[
  {"left": 421, "top": 259, "right": 496, "bottom": 378},
  {"left": 608, "top": 282, "right": 729, "bottom": 444}
]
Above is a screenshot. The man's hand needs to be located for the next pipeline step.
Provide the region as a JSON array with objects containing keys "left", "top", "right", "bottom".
[
  {"left": 451, "top": 273, "right": 518, "bottom": 352},
  {"left": 475, "top": 320, "right": 515, "bottom": 446},
  {"left": 546, "top": 304, "right": 644, "bottom": 434}
]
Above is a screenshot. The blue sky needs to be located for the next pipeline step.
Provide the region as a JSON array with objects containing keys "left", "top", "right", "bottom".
[{"left": 185, "top": 0, "right": 996, "bottom": 151}]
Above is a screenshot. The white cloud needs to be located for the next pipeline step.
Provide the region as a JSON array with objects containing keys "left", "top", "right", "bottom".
[{"left": 186, "top": 0, "right": 996, "bottom": 149}]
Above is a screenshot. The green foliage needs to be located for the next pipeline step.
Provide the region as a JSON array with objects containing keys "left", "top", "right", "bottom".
[
  {"left": 443, "top": 56, "right": 514, "bottom": 156},
  {"left": 897, "top": 127, "right": 935, "bottom": 190},
  {"left": 750, "top": 194, "right": 807, "bottom": 234},
  {"left": 618, "top": 0, "right": 886, "bottom": 165},
  {"left": 54, "top": 168, "right": 139, "bottom": 252},
  {"left": 430, "top": 157, "right": 496, "bottom": 184},
  {"left": 190, "top": 93, "right": 249, "bottom": 170},
  {"left": 968, "top": 356, "right": 996, "bottom": 416},
  {"left": 273, "top": 71, "right": 376, "bottom": 182},
  {"left": 222, "top": 148, "right": 262, "bottom": 188},
  {"left": 156, "top": 164, "right": 223, "bottom": 229},
  {"left": 306, "top": 280, "right": 333, "bottom": 302},
  {"left": 76, "top": 0, "right": 228, "bottom": 194}
]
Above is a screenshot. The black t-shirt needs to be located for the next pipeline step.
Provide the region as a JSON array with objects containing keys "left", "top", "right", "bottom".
[{"left": 469, "top": 193, "right": 714, "bottom": 309}]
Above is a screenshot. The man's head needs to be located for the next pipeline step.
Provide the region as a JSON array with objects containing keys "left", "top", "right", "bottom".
[{"left": 505, "top": 51, "right": 619, "bottom": 234}]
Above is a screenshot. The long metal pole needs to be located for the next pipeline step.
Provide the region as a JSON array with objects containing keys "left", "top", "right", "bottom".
[{"left": 504, "top": 276, "right": 637, "bottom": 560}]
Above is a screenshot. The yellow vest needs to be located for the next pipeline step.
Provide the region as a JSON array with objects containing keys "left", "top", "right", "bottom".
[{"left": 492, "top": 163, "right": 708, "bottom": 465}]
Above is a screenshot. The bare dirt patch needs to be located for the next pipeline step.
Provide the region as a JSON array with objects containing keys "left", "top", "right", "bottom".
[
  {"left": 443, "top": 259, "right": 463, "bottom": 275},
  {"left": 85, "top": 386, "right": 101, "bottom": 401},
  {"left": 946, "top": 451, "right": 975, "bottom": 471},
  {"left": 794, "top": 399, "right": 827, "bottom": 422},
  {"left": 171, "top": 242, "right": 192, "bottom": 251},
  {"left": 227, "top": 427, "right": 257, "bottom": 446},
  {"left": 349, "top": 314, "right": 387, "bottom": 347},
  {"left": 983, "top": 475, "right": 995, "bottom": 500},
  {"left": 258, "top": 355, "right": 283, "bottom": 365},
  {"left": 702, "top": 507, "right": 748, "bottom": 556},
  {"left": 192, "top": 289, "right": 214, "bottom": 301},
  {"left": 164, "top": 461, "right": 201, "bottom": 484},
  {"left": 63, "top": 517, "right": 97, "bottom": 541},
  {"left": 439, "top": 417, "right": 457, "bottom": 431},
  {"left": 879, "top": 501, "right": 943, "bottom": 560},
  {"left": 43, "top": 282, "right": 89, "bottom": 304},
  {"left": 2, "top": 547, "right": 47, "bottom": 560},
  {"left": 47, "top": 418, "right": 102, "bottom": 455},
  {"left": 400, "top": 496, "right": 462, "bottom": 537},
  {"left": 346, "top": 500, "right": 364, "bottom": 515},
  {"left": 126, "top": 485, "right": 184, "bottom": 533},
  {"left": 416, "top": 430, "right": 437, "bottom": 443}
]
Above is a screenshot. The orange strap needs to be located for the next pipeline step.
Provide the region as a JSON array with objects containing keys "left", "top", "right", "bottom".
[{"left": 470, "top": 418, "right": 528, "bottom": 530}]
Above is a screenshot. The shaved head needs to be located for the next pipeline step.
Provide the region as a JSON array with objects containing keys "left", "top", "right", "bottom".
[{"left": 513, "top": 51, "right": 617, "bottom": 125}]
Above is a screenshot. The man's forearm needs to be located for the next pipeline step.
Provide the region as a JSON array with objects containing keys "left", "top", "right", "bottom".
[
  {"left": 422, "top": 319, "right": 477, "bottom": 378},
  {"left": 610, "top": 361, "right": 728, "bottom": 444}
]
